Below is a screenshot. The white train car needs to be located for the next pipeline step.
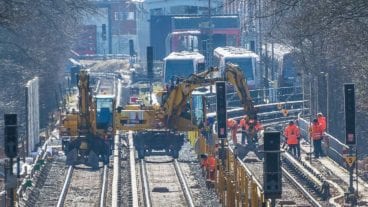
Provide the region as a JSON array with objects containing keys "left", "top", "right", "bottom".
[
  {"left": 214, "top": 46, "right": 259, "bottom": 88},
  {"left": 163, "top": 51, "right": 205, "bottom": 83}
]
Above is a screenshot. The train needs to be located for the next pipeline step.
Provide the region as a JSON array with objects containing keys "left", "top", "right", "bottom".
[
  {"left": 213, "top": 46, "right": 260, "bottom": 89},
  {"left": 163, "top": 51, "right": 205, "bottom": 83}
]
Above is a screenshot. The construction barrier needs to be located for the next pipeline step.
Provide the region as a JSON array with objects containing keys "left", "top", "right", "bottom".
[{"left": 194, "top": 134, "right": 270, "bottom": 207}]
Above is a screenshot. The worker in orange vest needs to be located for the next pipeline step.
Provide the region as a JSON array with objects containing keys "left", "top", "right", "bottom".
[
  {"left": 310, "top": 119, "right": 324, "bottom": 158},
  {"left": 317, "top": 112, "right": 327, "bottom": 132},
  {"left": 246, "top": 119, "right": 263, "bottom": 144},
  {"left": 284, "top": 121, "right": 301, "bottom": 158},
  {"left": 227, "top": 118, "right": 238, "bottom": 144},
  {"left": 200, "top": 154, "right": 208, "bottom": 177},
  {"left": 206, "top": 155, "right": 216, "bottom": 183},
  {"left": 239, "top": 115, "right": 249, "bottom": 145}
]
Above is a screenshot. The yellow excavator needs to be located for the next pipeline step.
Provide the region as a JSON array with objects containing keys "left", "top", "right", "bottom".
[
  {"left": 115, "top": 63, "right": 255, "bottom": 158},
  {"left": 60, "top": 64, "right": 254, "bottom": 162},
  {"left": 59, "top": 70, "right": 116, "bottom": 168}
]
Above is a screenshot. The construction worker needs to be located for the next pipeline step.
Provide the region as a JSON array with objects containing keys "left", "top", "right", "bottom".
[
  {"left": 200, "top": 154, "right": 208, "bottom": 177},
  {"left": 310, "top": 119, "right": 324, "bottom": 158},
  {"left": 284, "top": 121, "right": 300, "bottom": 158},
  {"left": 239, "top": 115, "right": 249, "bottom": 145},
  {"left": 227, "top": 118, "right": 238, "bottom": 144},
  {"left": 317, "top": 112, "right": 327, "bottom": 132},
  {"left": 246, "top": 119, "right": 263, "bottom": 144},
  {"left": 240, "top": 118, "right": 264, "bottom": 160},
  {"left": 206, "top": 155, "right": 216, "bottom": 185}
]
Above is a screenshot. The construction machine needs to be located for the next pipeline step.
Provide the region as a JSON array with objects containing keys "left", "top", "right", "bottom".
[
  {"left": 59, "top": 70, "right": 116, "bottom": 168},
  {"left": 115, "top": 63, "right": 256, "bottom": 158}
]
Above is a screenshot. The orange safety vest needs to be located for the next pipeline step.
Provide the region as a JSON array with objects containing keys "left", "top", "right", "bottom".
[
  {"left": 239, "top": 118, "right": 249, "bottom": 130},
  {"left": 318, "top": 116, "right": 326, "bottom": 132},
  {"left": 207, "top": 156, "right": 216, "bottom": 171},
  {"left": 284, "top": 124, "right": 300, "bottom": 145},
  {"left": 227, "top": 119, "right": 237, "bottom": 129},
  {"left": 310, "top": 123, "right": 323, "bottom": 140},
  {"left": 254, "top": 121, "right": 263, "bottom": 131}
]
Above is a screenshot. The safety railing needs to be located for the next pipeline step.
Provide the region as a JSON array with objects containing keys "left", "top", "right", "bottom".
[
  {"left": 297, "top": 116, "right": 349, "bottom": 167},
  {"left": 192, "top": 133, "right": 269, "bottom": 207}
]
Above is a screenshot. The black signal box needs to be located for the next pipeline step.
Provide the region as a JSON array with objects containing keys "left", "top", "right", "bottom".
[
  {"left": 344, "top": 84, "right": 356, "bottom": 145},
  {"left": 4, "top": 114, "right": 18, "bottom": 158},
  {"left": 216, "top": 82, "right": 227, "bottom": 139},
  {"left": 147, "top": 46, "right": 154, "bottom": 79},
  {"left": 263, "top": 131, "right": 282, "bottom": 199}
]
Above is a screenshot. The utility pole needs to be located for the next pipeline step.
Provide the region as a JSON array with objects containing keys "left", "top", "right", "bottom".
[{"left": 207, "top": 0, "right": 213, "bottom": 67}]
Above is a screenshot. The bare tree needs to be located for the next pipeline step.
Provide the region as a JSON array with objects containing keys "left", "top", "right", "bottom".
[
  {"left": 0, "top": 0, "right": 94, "bottom": 133},
  {"left": 260, "top": 0, "right": 368, "bottom": 140}
]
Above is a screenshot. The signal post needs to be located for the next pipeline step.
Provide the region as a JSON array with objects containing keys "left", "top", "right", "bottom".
[
  {"left": 344, "top": 84, "right": 358, "bottom": 205},
  {"left": 4, "top": 114, "right": 18, "bottom": 207},
  {"left": 263, "top": 131, "right": 282, "bottom": 207}
]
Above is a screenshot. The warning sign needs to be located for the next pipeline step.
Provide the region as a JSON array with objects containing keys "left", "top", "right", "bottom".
[
  {"left": 282, "top": 109, "right": 288, "bottom": 117},
  {"left": 344, "top": 156, "right": 356, "bottom": 167}
]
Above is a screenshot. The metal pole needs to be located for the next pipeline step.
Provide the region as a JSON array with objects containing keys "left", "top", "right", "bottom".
[
  {"left": 308, "top": 73, "right": 312, "bottom": 164},
  {"left": 301, "top": 72, "right": 305, "bottom": 116},
  {"left": 355, "top": 139, "right": 358, "bottom": 201},
  {"left": 326, "top": 73, "right": 329, "bottom": 133},
  {"left": 271, "top": 42, "right": 274, "bottom": 80},
  {"left": 309, "top": 114, "right": 312, "bottom": 164},
  {"left": 348, "top": 146, "right": 355, "bottom": 205},
  {"left": 9, "top": 158, "right": 14, "bottom": 207},
  {"left": 315, "top": 76, "right": 318, "bottom": 115}
]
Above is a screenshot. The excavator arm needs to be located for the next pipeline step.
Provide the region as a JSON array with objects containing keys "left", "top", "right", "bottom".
[
  {"left": 162, "top": 67, "right": 219, "bottom": 119},
  {"left": 162, "top": 63, "right": 257, "bottom": 129},
  {"left": 224, "top": 63, "right": 257, "bottom": 119}
]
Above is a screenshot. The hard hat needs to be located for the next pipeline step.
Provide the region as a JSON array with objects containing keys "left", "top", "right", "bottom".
[{"left": 317, "top": 112, "right": 323, "bottom": 116}]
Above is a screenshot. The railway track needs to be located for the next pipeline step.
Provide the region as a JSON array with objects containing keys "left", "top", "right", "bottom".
[
  {"left": 24, "top": 156, "right": 69, "bottom": 207},
  {"left": 140, "top": 156, "right": 194, "bottom": 207},
  {"left": 56, "top": 163, "right": 108, "bottom": 207},
  {"left": 281, "top": 152, "right": 329, "bottom": 207}
]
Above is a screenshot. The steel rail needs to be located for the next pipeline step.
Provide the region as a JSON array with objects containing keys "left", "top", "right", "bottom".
[
  {"left": 282, "top": 167, "right": 322, "bottom": 207},
  {"left": 173, "top": 159, "right": 195, "bottom": 207},
  {"left": 112, "top": 133, "right": 120, "bottom": 207},
  {"left": 128, "top": 132, "right": 139, "bottom": 207},
  {"left": 140, "top": 160, "right": 152, "bottom": 207},
  {"left": 100, "top": 165, "right": 108, "bottom": 207},
  {"left": 56, "top": 165, "right": 73, "bottom": 207},
  {"left": 282, "top": 152, "right": 323, "bottom": 186}
]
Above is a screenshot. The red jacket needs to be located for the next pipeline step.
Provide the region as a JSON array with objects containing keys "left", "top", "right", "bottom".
[{"left": 284, "top": 124, "right": 300, "bottom": 145}]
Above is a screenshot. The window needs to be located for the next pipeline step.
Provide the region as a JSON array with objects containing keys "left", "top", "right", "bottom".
[
  {"left": 164, "top": 59, "right": 194, "bottom": 83},
  {"left": 114, "top": 12, "right": 133, "bottom": 21},
  {"left": 225, "top": 57, "right": 254, "bottom": 80}
]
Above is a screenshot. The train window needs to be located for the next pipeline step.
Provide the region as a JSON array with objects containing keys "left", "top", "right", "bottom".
[{"left": 226, "top": 57, "right": 254, "bottom": 80}]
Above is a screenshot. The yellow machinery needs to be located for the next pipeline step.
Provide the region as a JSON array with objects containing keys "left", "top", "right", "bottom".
[
  {"left": 59, "top": 70, "right": 116, "bottom": 168},
  {"left": 59, "top": 64, "right": 254, "bottom": 162},
  {"left": 115, "top": 63, "right": 255, "bottom": 158}
]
